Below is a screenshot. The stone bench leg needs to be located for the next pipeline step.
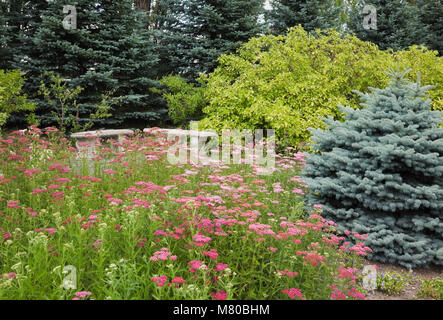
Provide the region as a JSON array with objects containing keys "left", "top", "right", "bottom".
[{"left": 73, "top": 138, "right": 96, "bottom": 173}]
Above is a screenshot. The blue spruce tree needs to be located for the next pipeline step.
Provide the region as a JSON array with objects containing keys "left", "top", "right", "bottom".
[{"left": 303, "top": 69, "right": 443, "bottom": 269}]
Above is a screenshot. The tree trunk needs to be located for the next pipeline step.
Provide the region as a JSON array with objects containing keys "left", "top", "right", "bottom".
[{"left": 135, "top": 0, "right": 151, "bottom": 12}]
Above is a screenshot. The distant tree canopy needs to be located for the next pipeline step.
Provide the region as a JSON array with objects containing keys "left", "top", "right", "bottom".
[
  {"left": 198, "top": 27, "right": 443, "bottom": 148},
  {"left": 0, "top": 0, "right": 441, "bottom": 131},
  {"left": 266, "top": 0, "right": 343, "bottom": 34},
  {"left": 346, "top": 0, "right": 442, "bottom": 54},
  {"left": 152, "top": 0, "right": 266, "bottom": 81}
]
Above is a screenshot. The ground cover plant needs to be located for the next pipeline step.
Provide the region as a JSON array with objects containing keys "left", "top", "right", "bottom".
[
  {"left": 376, "top": 271, "right": 409, "bottom": 296},
  {"left": 417, "top": 278, "right": 443, "bottom": 300},
  {"left": 0, "top": 127, "right": 371, "bottom": 300}
]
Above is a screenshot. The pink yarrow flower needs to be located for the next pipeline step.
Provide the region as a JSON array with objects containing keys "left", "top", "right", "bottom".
[
  {"left": 211, "top": 291, "right": 227, "bottom": 300},
  {"left": 282, "top": 288, "right": 305, "bottom": 299},
  {"left": 202, "top": 249, "right": 218, "bottom": 260},
  {"left": 215, "top": 263, "right": 228, "bottom": 272},
  {"left": 73, "top": 291, "right": 92, "bottom": 300}
]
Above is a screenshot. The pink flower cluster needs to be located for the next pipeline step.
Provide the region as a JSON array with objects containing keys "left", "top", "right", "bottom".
[
  {"left": 150, "top": 248, "right": 177, "bottom": 261},
  {"left": 282, "top": 288, "right": 305, "bottom": 299},
  {"left": 171, "top": 276, "right": 186, "bottom": 285},
  {"left": 1, "top": 272, "right": 16, "bottom": 279},
  {"left": 296, "top": 251, "right": 326, "bottom": 266},
  {"left": 337, "top": 267, "right": 359, "bottom": 280},
  {"left": 330, "top": 285, "right": 365, "bottom": 300},
  {"left": 188, "top": 260, "right": 208, "bottom": 273},
  {"left": 278, "top": 269, "right": 298, "bottom": 277},
  {"left": 248, "top": 223, "right": 275, "bottom": 236},
  {"left": 330, "top": 285, "right": 347, "bottom": 300},
  {"left": 151, "top": 275, "right": 168, "bottom": 287},
  {"left": 72, "top": 291, "right": 92, "bottom": 300},
  {"left": 340, "top": 242, "right": 373, "bottom": 256},
  {"left": 203, "top": 249, "right": 218, "bottom": 260},
  {"left": 214, "top": 263, "right": 228, "bottom": 272},
  {"left": 193, "top": 234, "right": 212, "bottom": 246},
  {"left": 211, "top": 290, "right": 227, "bottom": 300}
]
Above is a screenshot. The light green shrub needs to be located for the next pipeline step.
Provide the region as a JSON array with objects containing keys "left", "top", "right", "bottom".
[
  {"left": 198, "top": 26, "right": 443, "bottom": 147},
  {"left": 0, "top": 70, "right": 35, "bottom": 131},
  {"left": 155, "top": 75, "right": 206, "bottom": 127}
]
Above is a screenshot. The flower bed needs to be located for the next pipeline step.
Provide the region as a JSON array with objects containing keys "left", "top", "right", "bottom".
[{"left": 0, "top": 127, "right": 370, "bottom": 300}]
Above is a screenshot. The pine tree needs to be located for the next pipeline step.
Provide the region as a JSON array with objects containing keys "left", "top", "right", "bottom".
[
  {"left": 417, "top": 0, "right": 442, "bottom": 55},
  {"left": 0, "top": 1, "right": 49, "bottom": 71},
  {"left": 303, "top": 69, "right": 443, "bottom": 268},
  {"left": 154, "top": 0, "right": 265, "bottom": 80},
  {"left": 15, "top": 0, "right": 163, "bottom": 129},
  {"left": 346, "top": 0, "right": 426, "bottom": 51},
  {"left": 135, "top": 0, "right": 152, "bottom": 11},
  {"left": 0, "top": 3, "right": 9, "bottom": 70},
  {"left": 266, "top": 0, "right": 343, "bottom": 35}
]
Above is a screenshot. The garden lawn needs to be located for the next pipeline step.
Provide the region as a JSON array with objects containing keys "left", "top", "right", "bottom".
[{"left": 0, "top": 127, "right": 370, "bottom": 300}]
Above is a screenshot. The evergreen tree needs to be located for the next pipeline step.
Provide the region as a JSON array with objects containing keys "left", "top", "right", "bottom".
[
  {"left": 266, "top": 0, "right": 343, "bottom": 35},
  {"left": 417, "top": 0, "right": 442, "bottom": 55},
  {"left": 0, "top": 1, "right": 49, "bottom": 71},
  {"left": 303, "top": 69, "right": 443, "bottom": 268},
  {"left": 154, "top": 0, "right": 265, "bottom": 80},
  {"left": 346, "top": 0, "right": 426, "bottom": 51},
  {"left": 135, "top": 0, "right": 152, "bottom": 11},
  {"left": 14, "top": 0, "right": 163, "bottom": 129},
  {"left": 0, "top": 3, "right": 9, "bottom": 70}
]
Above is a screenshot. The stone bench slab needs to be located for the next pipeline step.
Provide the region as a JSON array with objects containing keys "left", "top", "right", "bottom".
[
  {"left": 71, "top": 129, "right": 134, "bottom": 140},
  {"left": 143, "top": 128, "right": 217, "bottom": 138}
]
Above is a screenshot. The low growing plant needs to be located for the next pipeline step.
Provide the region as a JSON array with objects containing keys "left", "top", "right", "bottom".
[
  {"left": 376, "top": 271, "right": 409, "bottom": 295},
  {"left": 417, "top": 278, "right": 443, "bottom": 300}
]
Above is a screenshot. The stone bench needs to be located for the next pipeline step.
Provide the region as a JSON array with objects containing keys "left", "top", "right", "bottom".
[
  {"left": 143, "top": 128, "right": 220, "bottom": 163},
  {"left": 71, "top": 129, "right": 134, "bottom": 153},
  {"left": 143, "top": 128, "right": 218, "bottom": 150},
  {"left": 70, "top": 129, "right": 134, "bottom": 172},
  {"left": 143, "top": 128, "right": 217, "bottom": 139}
]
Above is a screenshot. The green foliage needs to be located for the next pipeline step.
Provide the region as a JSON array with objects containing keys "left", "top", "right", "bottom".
[
  {"left": 0, "top": 1, "right": 49, "bottom": 71},
  {"left": 199, "top": 26, "right": 443, "bottom": 148},
  {"left": 418, "top": 278, "right": 443, "bottom": 300},
  {"left": 346, "top": 0, "right": 442, "bottom": 55},
  {"left": 376, "top": 271, "right": 409, "bottom": 295},
  {"left": 392, "top": 47, "right": 443, "bottom": 113},
  {"left": 153, "top": 0, "right": 265, "bottom": 81},
  {"left": 155, "top": 75, "right": 206, "bottom": 126},
  {"left": 0, "top": 129, "right": 367, "bottom": 300},
  {"left": 39, "top": 72, "right": 112, "bottom": 134},
  {"left": 416, "top": 0, "right": 443, "bottom": 55},
  {"left": 0, "top": 112, "right": 7, "bottom": 129},
  {"left": 266, "top": 0, "right": 343, "bottom": 35},
  {"left": 9, "top": 0, "right": 162, "bottom": 129},
  {"left": 303, "top": 70, "right": 443, "bottom": 269},
  {"left": 0, "top": 70, "right": 35, "bottom": 129}
]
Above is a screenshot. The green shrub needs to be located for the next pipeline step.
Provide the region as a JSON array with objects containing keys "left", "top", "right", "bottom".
[
  {"left": 0, "top": 70, "right": 35, "bottom": 130},
  {"left": 376, "top": 271, "right": 409, "bottom": 295},
  {"left": 198, "top": 26, "right": 443, "bottom": 148},
  {"left": 39, "top": 72, "right": 112, "bottom": 134},
  {"left": 418, "top": 278, "right": 443, "bottom": 300},
  {"left": 303, "top": 69, "right": 443, "bottom": 269},
  {"left": 154, "top": 75, "right": 206, "bottom": 127}
]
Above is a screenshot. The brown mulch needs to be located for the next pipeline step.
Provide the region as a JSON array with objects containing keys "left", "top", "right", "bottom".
[{"left": 361, "top": 259, "right": 442, "bottom": 300}]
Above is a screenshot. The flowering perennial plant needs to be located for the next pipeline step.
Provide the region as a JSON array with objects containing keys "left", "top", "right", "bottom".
[{"left": 0, "top": 127, "right": 369, "bottom": 300}]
